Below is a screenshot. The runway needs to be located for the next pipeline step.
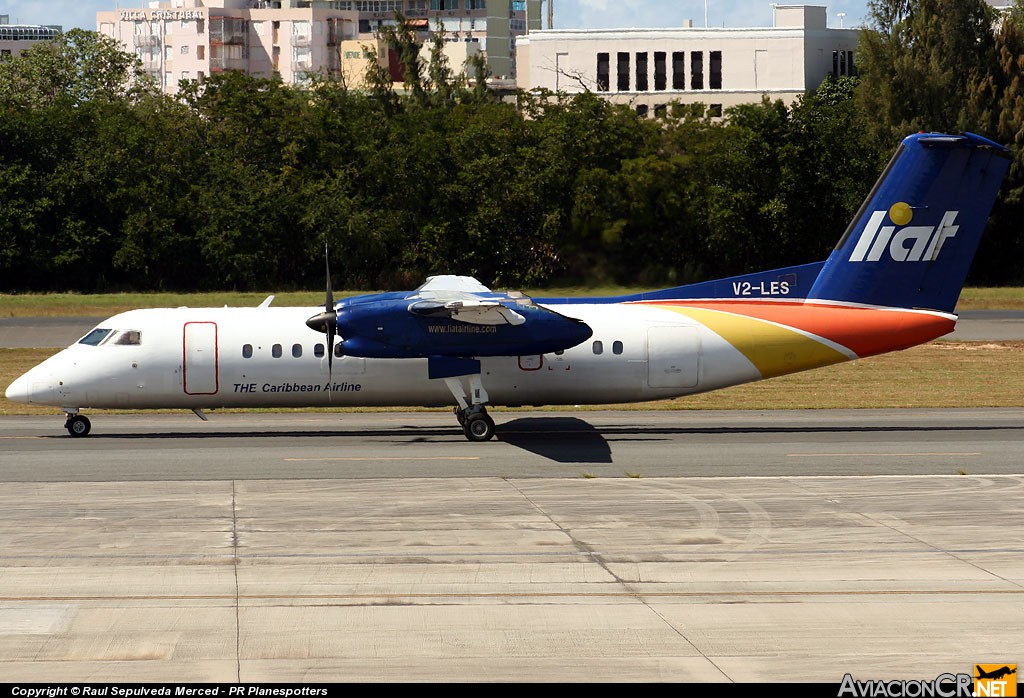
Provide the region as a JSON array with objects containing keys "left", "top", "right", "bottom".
[
  {"left": 1, "top": 409, "right": 1023, "bottom": 480},
  {"left": 0, "top": 410, "right": 1022, "bottom": 683}
]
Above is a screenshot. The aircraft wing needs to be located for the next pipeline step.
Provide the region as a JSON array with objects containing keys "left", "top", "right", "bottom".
[
  {"left": 408, "top": 299, "right": 526, "bottom": 326},
  {"left": 408, "top": 274, "right": 528, "bottom": 325}
]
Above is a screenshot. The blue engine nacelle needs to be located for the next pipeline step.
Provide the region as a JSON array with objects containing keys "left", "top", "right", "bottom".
[{"left": 334, "top": 298, "right": 592, "bottom": 359}]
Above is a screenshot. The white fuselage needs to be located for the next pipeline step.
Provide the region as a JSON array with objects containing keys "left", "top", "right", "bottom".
[{"left": 6, "top": 304, "right": 764, "bottom": 411}]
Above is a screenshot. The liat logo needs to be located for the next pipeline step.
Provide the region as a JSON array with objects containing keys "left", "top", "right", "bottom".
[{"left": 848, "top": 203, "right": 960, "bottom": 262}]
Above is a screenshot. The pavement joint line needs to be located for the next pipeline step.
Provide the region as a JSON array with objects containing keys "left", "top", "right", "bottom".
[
  {"left": 283, "top": 456, "right": 481, "bottom": 461},
  {"left": 1, "top": 590, "right": 1021, "bottom": 601},
  {"left": 787, "top": 452, "right": 984, "bottom": 457}
]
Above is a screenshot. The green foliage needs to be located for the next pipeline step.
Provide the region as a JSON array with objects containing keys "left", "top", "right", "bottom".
[{"left": 3, "top": 23, "right": 1024, "bottom": 293}]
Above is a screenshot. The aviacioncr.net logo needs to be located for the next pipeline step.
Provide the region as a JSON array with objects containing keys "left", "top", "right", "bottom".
[
  {"left": 837, "top": 673, "right": 973, "bottom": 697},
  {"left": 848, "top": 203, "right": 960, "bottom": 263}
]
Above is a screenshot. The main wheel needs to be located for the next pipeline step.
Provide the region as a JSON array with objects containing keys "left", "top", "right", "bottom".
[
  {"left": 463, "top": 412, "right": 495, "bottom": 442},
  {"left": 65, "top": 415, "right": 91, "bottom": 438}
]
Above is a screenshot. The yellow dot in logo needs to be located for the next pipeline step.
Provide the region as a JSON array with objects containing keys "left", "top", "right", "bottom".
[{"left": 889, "top": 202, "right": 913, "bottom": 226}]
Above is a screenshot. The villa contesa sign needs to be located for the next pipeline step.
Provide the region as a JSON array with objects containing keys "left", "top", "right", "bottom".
[{"left": 119, "top": 10, "right": 205, "bottom": 20}]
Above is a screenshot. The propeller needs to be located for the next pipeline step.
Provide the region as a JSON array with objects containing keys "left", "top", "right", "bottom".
[{"left": 305, "top": 246, "right": 340, "bottom": 389}]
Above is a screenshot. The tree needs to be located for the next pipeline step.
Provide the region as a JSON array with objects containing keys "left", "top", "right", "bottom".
[
  {"left": 0, "top": 28, "right": 156, "bottom": 108},
  {"left": 856, "top": 0, "right": 997, "bottom": 147}
]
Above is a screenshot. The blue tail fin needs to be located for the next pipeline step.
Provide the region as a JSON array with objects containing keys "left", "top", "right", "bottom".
[{"left": 806, "top": 132, "right": 1010, "bottom": 313}]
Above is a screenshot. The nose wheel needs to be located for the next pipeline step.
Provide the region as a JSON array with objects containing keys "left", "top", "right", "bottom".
[{"left": 64, "top": 414, "right": 91, "bottom": 438}]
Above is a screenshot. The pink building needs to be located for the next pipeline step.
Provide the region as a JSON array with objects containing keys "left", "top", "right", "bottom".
[{"left": 97, "top": 0, "right": 532, "bottom": 93}]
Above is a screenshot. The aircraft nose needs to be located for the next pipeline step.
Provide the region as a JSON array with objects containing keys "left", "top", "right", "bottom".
[
  {"left": 5, "top": 373, "right": 33, "bottom": 403},
  {"left": 4, "top": 369, "right": 55, "bottom": 405}
]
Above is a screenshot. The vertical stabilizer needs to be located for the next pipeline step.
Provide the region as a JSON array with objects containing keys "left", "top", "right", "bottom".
[{"left": 806, "top": 133, "right": 1010, "bottom": 313}]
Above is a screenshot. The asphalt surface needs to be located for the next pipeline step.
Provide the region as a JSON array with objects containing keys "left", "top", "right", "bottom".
[{"left": 1, "top": 409, "right": 1023, "bottom": 480}]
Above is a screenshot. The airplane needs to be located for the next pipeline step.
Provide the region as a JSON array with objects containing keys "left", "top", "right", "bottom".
[
  {"left": 4, "top": 132, "right": 1012, "bottom": 441},
  {"left": 976, "top": 666, "right": 1016, "bottom": 681}
]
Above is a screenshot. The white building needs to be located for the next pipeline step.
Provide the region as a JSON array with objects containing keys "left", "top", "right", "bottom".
[
  {"left": 0, "top": 16, "right": 61, "bottom": 60},
  {"left": 515, "top": 5, "right": 858, "bottom": 116}
]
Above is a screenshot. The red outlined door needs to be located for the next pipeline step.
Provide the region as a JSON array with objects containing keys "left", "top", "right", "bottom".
[{"left": 183, "top": 322, "right": 219, "bottom": 395}]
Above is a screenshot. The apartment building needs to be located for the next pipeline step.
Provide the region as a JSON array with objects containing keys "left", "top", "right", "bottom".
[{"left": 97, "top": 0, "right": 536, "bottom": 93}]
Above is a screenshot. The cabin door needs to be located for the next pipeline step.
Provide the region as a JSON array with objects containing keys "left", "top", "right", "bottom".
[{"left": 183, "top": 322, "right": 219, "bottom": 395}]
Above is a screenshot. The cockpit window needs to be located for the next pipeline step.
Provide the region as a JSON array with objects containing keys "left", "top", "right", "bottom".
[
  {"left": 78, "top": 328, "right": 113, "bottom": 346},
  {"left": 78, "top": 329, "right": 142, "bottom": 346},
  {"left": 109, "top": 330, "right": 142, "bottom": 346}
]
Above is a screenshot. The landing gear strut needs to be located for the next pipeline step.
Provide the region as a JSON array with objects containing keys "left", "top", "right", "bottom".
[
  {"left": 64, "top": 413, "right": 91, "bottom": 438},
  {"left": 444, "top": 375, "right": 496, "bottom": 441}
]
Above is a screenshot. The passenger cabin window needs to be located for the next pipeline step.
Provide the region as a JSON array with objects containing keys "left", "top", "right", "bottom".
[
  {"left": 613, "top": 341, "right": 623, "bottom": 355},
  {"left": 314, "top": 343, "right": 325, "bottom": 358},
  {"left": 79, "top": 328, "right": 113, "bottom": 346},
  {"left": 593, "top": 340, "right": 603, "bottom": 355},
  {"left": 272, "top": 343, "right": 283, "bottom": 358},
  {"left": 292, "top": 343, "right": 302, "bottom": 358},
  {"left": 334, "top": 343, "right": 343, "bottom": 358},
  {"left": 242, "top": 344, "right": 253, "bottom": 359}
]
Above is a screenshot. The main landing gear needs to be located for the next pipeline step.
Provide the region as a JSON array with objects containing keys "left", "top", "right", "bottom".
[
  {"left": 64, "top": 412, "right": 91, "bottom": 438},
  {"left": 444, "top": 375, "right": 496, "bottom": 442},
  {"left": 455, "top": 404, "right": 496, "bottom": 442}
]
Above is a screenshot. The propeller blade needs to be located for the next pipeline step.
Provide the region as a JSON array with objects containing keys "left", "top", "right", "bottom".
[{"left": 306, "top": 245, "right": 341, "bottom": 400}]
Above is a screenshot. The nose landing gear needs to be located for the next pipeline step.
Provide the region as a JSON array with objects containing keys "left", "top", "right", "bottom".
[{"left": 64, "top": 413, "right": 92, "bottom": 438}]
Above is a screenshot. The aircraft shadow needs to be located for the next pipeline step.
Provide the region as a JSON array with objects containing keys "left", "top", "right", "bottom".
[{"left": 495, "top": 417, "right": 614, "bottom": 463}]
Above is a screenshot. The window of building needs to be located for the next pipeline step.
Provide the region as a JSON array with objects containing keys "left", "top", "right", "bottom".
[
  {"left": 672, "top": 51, "right": 685, "bottom": 89},
  {"left": 612, "top": 341, "right": 623, "bottom": 355},
  {"left": 197, "top": 71, "right": 205, "bottom": 82},
  {"left": 596, "top": 52, "right": 609, "bottom": 92},
  {"left": 197, "top": 19, "right": 205, "bottom": 34},
  {"left": 832, "top": 49, "right": 855, "bottom": 78},
  {"left": 635, "top": 52, "right": 648, "bottom": 91},
  {"left": 708, "top": 104, "right": 722, "bottom": 118},
  {"left": 654, "top": 103, "right": 666, "bottom": 118},
  {"left": 654, "top": 52, "right": 666, "bottom": 91},
  {"left": 636, "top": 104, "right": 649, "bottom": 117},
  {"left": 709, "top": 50, "right": 722, "bottom": 89},
  {"left": 593, "top": 340, "right": 604, "bottom": 355},
  {"left": 690, "top": 51, "right": 703, "bottom": 90},
  {"left": 165, "top": 45, "right": 173, "bottom": 60},
  {"left": 616, "top": 52, "right": 629, "bottom": 91},
  {"left": 242, "top": 344, "right": 253, "bottom": 359},
  {"left": 197, "top": 45, "right": 205, "bottom": 60},
  {"left": 180, "top": 45, "right": 189, "bottom": 55},
  {"left": 272, "top": 343, "right": 282, "bottom": 358},
  {"left": 181, "top": 71, "right": 190, "bottom": 81}
]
